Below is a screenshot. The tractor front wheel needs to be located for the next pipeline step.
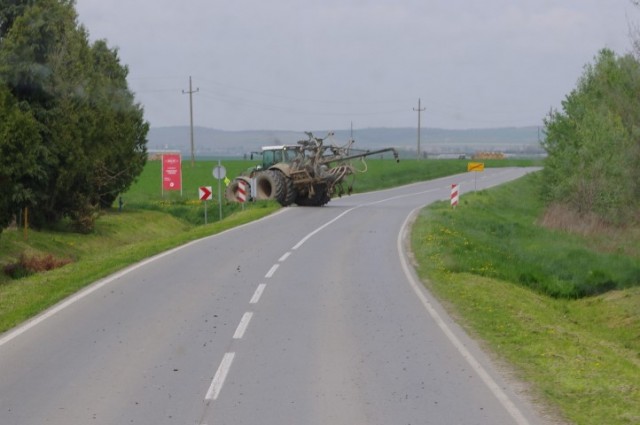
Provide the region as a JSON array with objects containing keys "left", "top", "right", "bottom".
[{"left": 255, "top": 170, "right": 287, "bottom": 205}]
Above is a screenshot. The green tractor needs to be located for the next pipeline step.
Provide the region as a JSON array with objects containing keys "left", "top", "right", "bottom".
[{"left": 226, "top": 132, "right": 399, "bottom": 207}]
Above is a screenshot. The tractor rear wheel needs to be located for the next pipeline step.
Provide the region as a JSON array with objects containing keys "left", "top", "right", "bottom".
[
  {"left": 295, "top": 184, "right": 330, "bottom": 206},
  {"left": 282, "top": 176, "right": 297, "bottom": 206}
]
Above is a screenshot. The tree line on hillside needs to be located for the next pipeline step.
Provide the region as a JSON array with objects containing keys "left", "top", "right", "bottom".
[
  {"left": 0, "top": 0, "right": 148, "bottom": 235},
  {"left": 542, "top": 48, "right": 640, "bottom": 225}
]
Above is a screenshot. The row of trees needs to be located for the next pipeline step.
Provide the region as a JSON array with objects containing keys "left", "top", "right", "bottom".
[
  {"left": 0, "top": 0, "right": 148, "bottom": 234},
  {"left": 542, "top": 48, "right": 640, "bottom": 225}
]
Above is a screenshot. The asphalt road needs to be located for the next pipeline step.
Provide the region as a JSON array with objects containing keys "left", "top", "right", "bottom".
[{"left": 0, "top": 167, "right": 556, "bottom": 425}]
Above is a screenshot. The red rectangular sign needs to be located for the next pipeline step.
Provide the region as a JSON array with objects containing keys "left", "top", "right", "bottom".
[{"left": 162, "top": 154, "right": 182, "bottom": 191}]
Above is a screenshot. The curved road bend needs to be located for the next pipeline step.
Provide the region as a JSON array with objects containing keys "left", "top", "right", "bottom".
[{"left": 0, "top": 167, "right": 557, "bottom": 425}]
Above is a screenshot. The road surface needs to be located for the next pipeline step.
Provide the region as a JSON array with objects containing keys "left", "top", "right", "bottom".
[{"left": 0, "top": 168, "right": 557, "bottom": 425}]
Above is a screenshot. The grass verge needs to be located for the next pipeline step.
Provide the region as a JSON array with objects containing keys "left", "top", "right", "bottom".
[{"left": 411, "top": 173, "right": 640, "bottom": 425}]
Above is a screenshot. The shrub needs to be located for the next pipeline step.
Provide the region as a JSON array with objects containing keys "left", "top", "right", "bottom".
[{"left": 3, "top": 253, "right": 72, "bottom": 279}]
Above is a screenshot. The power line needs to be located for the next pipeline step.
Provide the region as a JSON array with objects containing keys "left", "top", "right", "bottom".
[
  {"left": 131, "top": 76, "right": 540, "bottom": 128},
  {"left": 413, "top": 98, "right": 425, "bottom": 159},
  {"left": 197, "top": 90, "right": 408, "bottom": 116},
  {"left": 194, "top": 77, "right": 413, "bottom": 105}
]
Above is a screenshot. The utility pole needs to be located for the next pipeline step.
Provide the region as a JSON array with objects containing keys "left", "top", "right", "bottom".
[
  {"left": 413, "top": 98, "right": 425, "bottom": 160},
  {"left": 183, "top": 76, "right": 199, "bottom": 167}
]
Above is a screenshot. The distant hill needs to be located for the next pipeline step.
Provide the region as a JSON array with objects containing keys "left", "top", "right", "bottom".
[{"left": 147, "top": 126, "right": 544, "bottom": 158}]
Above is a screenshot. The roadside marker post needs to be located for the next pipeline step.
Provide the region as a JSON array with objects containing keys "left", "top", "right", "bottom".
[
  {"left": 236, "top": 180, "right": 247, "bottom": 210},
  {"left": 451, "top": 184, "right": 459, "bottom": 208}
]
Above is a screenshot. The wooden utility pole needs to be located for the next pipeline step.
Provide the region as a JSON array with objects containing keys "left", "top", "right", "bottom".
[
  {"left": 183, "top": 76, "right": 199, "bottom": 166},
  {"left": 413, "top": 98, "right": 425, "bottom": 159}
]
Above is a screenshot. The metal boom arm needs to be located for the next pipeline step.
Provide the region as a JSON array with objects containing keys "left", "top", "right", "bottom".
[{"left": 319, "top": 147, "right": 400, "bottom": 165}]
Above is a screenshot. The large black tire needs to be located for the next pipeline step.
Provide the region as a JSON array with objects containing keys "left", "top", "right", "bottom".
[
  {"left": 282, "top": 176, "right": 297, "bottom": 206},
  {"left": 255, "top": 170, "right": 287, "bottom": 205},
  {"left": 295, "top": 184, "right": 331, "bottom": 207},
  {"left": 225, "top": 178, "right": 251, "bottom": 202}
]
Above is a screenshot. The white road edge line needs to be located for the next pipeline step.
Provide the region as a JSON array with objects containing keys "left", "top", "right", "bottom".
[
  {"left": 250, "top": 284, "right": 266, "bottom": 304},
  {"left": 233, "top": 312, "right": 253, "bottom": 339},
  {"left": 397, "top": 209, "right": 531, "bottom": 425},
  {"left": 291, "top": 208, "right": 355, "bottom": 250},
  {"left": 265, "top": 264, "right": 279, "bottom": 278},
  {"left": 288, "top": 185, "right": 445, "bottom": 254},
  {"left": 206, "top": 352, "right": 235, "bottom": 400}
]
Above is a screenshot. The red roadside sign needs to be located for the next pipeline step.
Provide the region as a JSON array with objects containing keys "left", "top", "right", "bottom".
[{"left": 162, "top": 154, "right": 182, "bottom": 191}]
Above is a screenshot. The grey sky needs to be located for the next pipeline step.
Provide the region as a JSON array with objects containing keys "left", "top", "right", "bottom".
[{"left": 75, "top": 0, "right": 637, "bottom": 131}]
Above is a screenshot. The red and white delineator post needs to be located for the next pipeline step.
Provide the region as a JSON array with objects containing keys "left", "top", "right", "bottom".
[
  {"left": 236, "top": 180, "right": 248, "bottom": 203},
  {"left": 451, "top": 184, "right": 459, "bottom": 208}
]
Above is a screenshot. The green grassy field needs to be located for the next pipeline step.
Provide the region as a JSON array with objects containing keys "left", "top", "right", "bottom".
[
  {"left": 123, "top": 157, "right": 538, "bottom": 223},
  {"left": 412, "top": 173, "right": 640, "bottom": 425}
]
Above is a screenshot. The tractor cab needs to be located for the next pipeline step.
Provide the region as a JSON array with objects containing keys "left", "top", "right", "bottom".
[{"left": 259, "top": 145, "right": 300, "bottom": 169}]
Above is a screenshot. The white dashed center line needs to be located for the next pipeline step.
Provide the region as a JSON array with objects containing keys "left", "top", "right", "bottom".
[
  {"left": 233, "top": 312, "right": 253, "bottom": 339},
  {"left": 278, "top": 252, "right": 291, "bottom": 262},
  {"left": 250, "top": 284, "right": 266, "bottom": 304},
  {"left": 265, "top": 264, "right": 279, "bottom": 278},
  {"left": 205, "top": 352, "right": 235, "bottom": 401}
]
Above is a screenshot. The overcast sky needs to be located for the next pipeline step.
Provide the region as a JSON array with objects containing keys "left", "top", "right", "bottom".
[{"left": 74, "top": 0, "right": 638, "bottom": 131}]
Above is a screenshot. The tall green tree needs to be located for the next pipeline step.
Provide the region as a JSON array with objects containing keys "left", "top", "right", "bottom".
[
  {"left": 86, "top": 40, "right": 148, "bottom": 209},
  {"left": 0, "top": 0, "right": 35, "bottom": 39},
  {"left": 542, "top": 49, "right": 640, "bottom": 224},
  {"left": 0, "top": 0, "right": 148, "bottom": 232},
  {"left": 0, "top": 85, "right": 47, "bottom": 234}
]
